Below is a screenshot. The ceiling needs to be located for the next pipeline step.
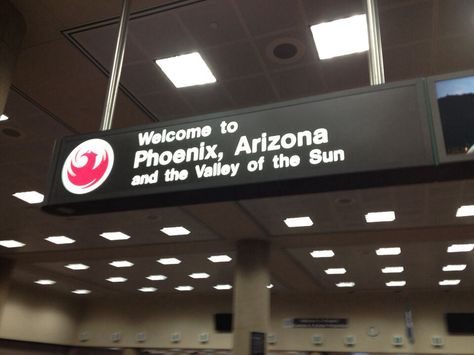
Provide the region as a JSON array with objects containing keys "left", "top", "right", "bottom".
[{"left": 2, "top": 0, "right": 474, "bottom": 298}]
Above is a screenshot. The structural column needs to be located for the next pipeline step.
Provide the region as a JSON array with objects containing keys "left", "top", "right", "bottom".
[
  {"left": 0, "top": 0, "right": 26, "bottom": 114},
  {"left": 0, "top": 259, "right": 15, "bottom": 321},
  {"left": 232, "top": 240, "right": 271, "bottom": 355}
]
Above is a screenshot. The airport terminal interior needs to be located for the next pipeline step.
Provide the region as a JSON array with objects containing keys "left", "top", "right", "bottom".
[{"left": 1, "top": 0, "right": 474, "bottom": 354}]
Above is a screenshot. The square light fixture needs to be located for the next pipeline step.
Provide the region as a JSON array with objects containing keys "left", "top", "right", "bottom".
[
  {"left": 100, "top": 232, "right": 131, "bottom": 241},
  {"left": 189, "top": 273, "right": 210, "bottom": 279},
  {"left": 336, "top": 282, "right": 355, "bottom": 288},
  {"left": 146, "top": 274, "right": 167, "bottom": 281},
  {"left": 442, "top": 264, "right": 466, "bottom": 272},
  {"left": 65, "top": 263, "right": 89, "bottom": 271},
  {"left": 45, "top": 236, "right": 75, "bottom": 245},
  {"left": 175, "top": 285, "right": 194, "bottom": 291},
  {"left": 157, "top": 257, "right": 181, "bottom": 265},
  {"left": 376, "top": 247, "right": 401, "bottom": 256},
  {"left": 365, "top": 211, "right": 396, "bottom": 223},
  {"left": 35, "top": 279, "right": 56, "bottom": 285},
  {"left": 109, "top": 260, "right": 134, "bottom": 268},
  {"left": 0, "top": 240, "right": 25, "bottom": 248},
  {"left": 0, "top": 114, "right": 9, "bottom": 121},
  {"left": 456, "top": 205, "right": 474, "bottom": 217},
  {"left": 386, "top": 281, "right": 406, "bottom": 287},
  {"left": 155, "top": 52, "right": 216, "bottom": 88},
  {"left": 106, "top": 277, "right": 127, "bottom": 283},
  {"left": 439, "top": 279, "right": 461, "bottom": 286},
  {"left": 381, "top": 266, "right": 404, "bottom": 273},
  {"left": 12, "top": 191, "right": 44, "bottom": 204},
  {"left": 213, "top": 284, "right": 232, "bottom": 290},
  {"left": 310, "top": 250, "right": 335, "bottom": 258},
  {"left": 160, "top": 226, "right": 190, "bottom": 236},
  {"left": 447, "top": 243, "right": 474, "bottom": 253},
  {"left": 72, "top": 289, "right": 91, "bottom": 295},
  {"left": 310, "top": 14, "right": 368, "bottom": 60},
  {"left": 138, "top": 287, "right": 157, "bottom": 293},
  {"left": 284, "top": 216, "right": 314, "bottom": 228},
  {"left": 325, "top": 268, "right": 346, "bottom": 275},
  {"left": 208, "top": 255, "right": 232, "bottom": 263}
]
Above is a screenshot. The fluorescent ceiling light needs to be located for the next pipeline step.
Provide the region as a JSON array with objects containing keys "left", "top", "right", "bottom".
[
  {"left": 310, "top": 14, "right": 368, "bottom": 60},
  {"left": 109, "top": 260, "right": 134, "bottom": 268},
  {"left": 0, "top": 114, "right": 9, "bottom": 121},
  {"left": 442, "top": 264, "right": 467, "bottom": 272},
  {"left": 439, "top": 279, "right": 461, "bottom": 286},
  {"left": 35, "top": 279, "right": 56, "bottom": 285},
  {"left": 12, "top": 191, "right": 44, "bottom": 204},
  {"left": 376, "top": 247, "right": 401, "bottom": 256},
  {"left": 267, "top": 284, "right": 274, "bottom": 289},
  {"left": 72, "top": 289, "right": 91, "bottom": 295},
  {"left": 325, "top": 268, "right": 346, "bottom": 275},
  {"left": 310, "top": 250, "right": 335, "bottom": 258},
  {"left": 65, "top": 263, "right": 89, "bottom": 271},
  {"left": 447, "top": 243, "right": 474, "bottom": 253},
  {"left": 45, "top": 236, "right": 75, "bottom": 245},
  {"left": 175, "top": 285, "right": 194, "bottom": 291},
  {"left": 155, "top": 52, "right": 216, "bottom": 88},
  {"left": 138, "top": 287, "right": 157, "bottom": 292},
  {"left": 157, "top": 258, "right": 181, "bottom": 265},
  {"left": 0, "top": 240, "right": 25, "bottom": 248},
  {"left": 381, "top": 266, "right": 404, "bottom": 273},
  {"left": 213, "top": 284, "right": 232, "bottom": 290},
  {"left": 336, "top": 282, "right": 355, "bottom": 288},
  {"left": 208, "top": 255, "right": 232, "bottom": 263},
  {"left": 284, "top": 216, "right": 314, "bottom": 228},
  {"left": 106, "top": 277, "right": 127, "bottom": 283},
  {"left": 160, "top": 226, "right": 190, "bottom": 236},
  {"left": 365, "top": 211, "right": 396, "bottom": 223},
  {"left": 189, "top": 273, "right": 210, "bottom": 279},
  {"left": 146, "top": 274, "right": 167, "bottom": 281},
  {"left": 456, "top": 205, "right": 474, "bottom": 217},
  {"left": 100, "top": 232, "right": 131, "bottom": 241},
  {"left": 386, "top": 281, "right": 406, "bottom": 287}
]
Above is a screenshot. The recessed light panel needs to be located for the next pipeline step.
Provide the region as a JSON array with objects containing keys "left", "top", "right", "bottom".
[
  {"left": 157, "top": 258, "right": 181, "bottom": 265},
  {"left": 106, "top": 277, "right": 127, "bottom": 283},
  {"left": 35, "top": 279, "right": 56, "bottom": 285},
  {"left": 12, "top": 191, "right": 44, "bottom": 204},
  {"left": 72, "top": 289, "right": 91, "bottom": 295},
  {"left": 146, "top": 275, "right": 167, "bottom": 281},
  {"left": 325, "top": 268, "right": 346, "bottom": 275},
  {"left": 0, "top": 114, "right": 9, "bottom": 121},
  {"left": 214, "top": 284, "right": 232, "bottom": 290},
  {"left": 310, "top": 250, "right": 335, "bottom": 258},
  {"left": 100, "top": 232, "right": 131, "bottom": 241},
  {"left": 138, "top": 287, "right": 157, "bottom": 292},
  {"left": 208, "top": 255, "right": 232, "bottom": 263},
  {"left": 160, "top": 226, "right": 190, "bottom": 236},
  {"left": 439, "top": 279, "right": 461, "bottom": 286},
  {"left": 386, "top": 281, "right": 406, "bottom": 287},
  {"left": 155, "top": 52, "right": 216, "bottom": 88},
  {"left": 442, "top": 264, "right": 467, "bottom": 272},
  {"left": 284, "top": 216, "right": 314, "bottom": 228},
  {"left": 45, "top": 236, "right": 75, "bottom": 245},
  {"left": 189, "top": 273, "right": 210, "bottom": 279},
  {"left": 447, "top": 243, "right": 474, "bottom": 253},
  {"left": 65, "top": 263, "right": 89, "bottom": 271},
  {"left": 175, "top": 286, "right": 194, "bottom": 291},
  {"left": 365, "top": 211, "right": 396, "bottom": 223},
  {"left": 376, "top": 247, "right": 401, "bottom": 256},
  {"left": 310, "top": 14, "right": 368, "bottom": 60},
  {"left": 336, "top": 282, "right": 355, "bottom": 288},
  {"left": 381, "top": 266, "right": 404, "bottom": 273},
  {"left": 456, "top": 205, "right": 474, "bottom": 217},
  {"left": 109, "top": 260, "right": 134, "bottom": 268},
  {"left": 0, "top": 240, "right": 25, "bottom": 248}
]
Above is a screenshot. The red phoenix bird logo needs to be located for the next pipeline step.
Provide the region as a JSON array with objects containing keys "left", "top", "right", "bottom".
[{"left": 62, "top": 139, "right": 114, "bottom": 194}]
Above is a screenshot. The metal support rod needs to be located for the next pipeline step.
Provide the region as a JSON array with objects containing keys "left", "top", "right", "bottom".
[
  {"left": 99, "top": 0, "right": 131, "bottom": 131},
  {"left": 365, "top": 0, "right": 385, "bottom": 85}
]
